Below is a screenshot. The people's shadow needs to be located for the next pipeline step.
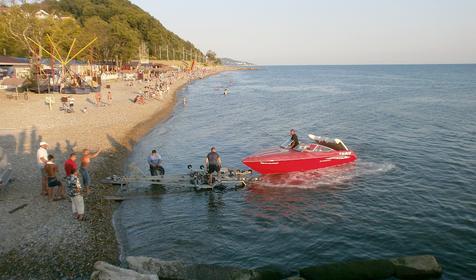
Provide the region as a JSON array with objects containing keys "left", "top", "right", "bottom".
[{"left": 0, "top": 126, "right": 76, "bottom": 191}]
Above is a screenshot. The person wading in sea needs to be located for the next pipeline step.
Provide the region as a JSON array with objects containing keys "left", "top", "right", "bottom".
[
  {"left": 147, "top": 149, "right": 164, "bottom": 176},
  {"left": 205, "top": 147, "right": 222, "bottom": 185},
  {"left": 80, "top": 148, "right": 101, "bottom": 194},
  {"left": 289, "top": 129, "right": 300, "bottom": 149}
]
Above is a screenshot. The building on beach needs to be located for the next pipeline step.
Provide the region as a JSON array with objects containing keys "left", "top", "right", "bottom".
[{"left": 0, "top": 56, "right": 30, "bottom": 79}]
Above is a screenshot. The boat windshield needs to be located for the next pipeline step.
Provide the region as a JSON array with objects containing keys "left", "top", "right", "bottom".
[
  {"left": 280, "top": 139, "right": 334, "bottom": 152},
  {"left": 280, "top": 139, "right": 292, "bottom": 148},
  {"left": 295, "top": 143, "right": 334, "bottom": 152}
]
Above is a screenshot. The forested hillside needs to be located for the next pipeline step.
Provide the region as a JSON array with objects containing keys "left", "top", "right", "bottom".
[{"left": 0, "top": 0, "right": 203, "bottom": 62}]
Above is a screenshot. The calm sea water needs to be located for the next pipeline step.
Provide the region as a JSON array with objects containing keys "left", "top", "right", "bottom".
[{"left": 114, "top": 65, "right": 476, "bottom": 279}]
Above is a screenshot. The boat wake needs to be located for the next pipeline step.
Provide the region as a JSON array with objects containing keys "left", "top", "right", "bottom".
[{"left": 251, "top": 161, "right": 395, "bottom": 189}]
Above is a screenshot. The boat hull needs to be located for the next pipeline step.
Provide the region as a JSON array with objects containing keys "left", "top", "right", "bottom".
[{"left": 242, "top": 148, "right": 357, "bottom": 174}]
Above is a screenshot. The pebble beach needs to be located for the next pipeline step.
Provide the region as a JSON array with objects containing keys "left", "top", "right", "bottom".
[{"left": 0, "top": 65, "right": 236, "bottom": 279}]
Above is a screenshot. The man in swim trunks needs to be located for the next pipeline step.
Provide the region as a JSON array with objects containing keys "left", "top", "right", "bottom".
[
  {"left": 80, "top": 148, "right": 101, "bottom": 194},
  {"left": 289, "top": 129, "right": 300, "bottom": 149},
  {"left": 44, "top": 155, "right": 65, "bottom": 201},
  {"left": 205, "top": 147, "right": 222, "bottom": 185}
]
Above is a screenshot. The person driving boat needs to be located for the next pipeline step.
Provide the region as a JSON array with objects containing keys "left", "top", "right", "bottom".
[{"left": 289, "top": 129, "right": 299, "bottom": 149}]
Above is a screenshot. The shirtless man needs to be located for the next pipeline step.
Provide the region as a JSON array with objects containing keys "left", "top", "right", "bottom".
[
  {"left": 44, "top": 155, "right": 65, "bottom": 201},
  {"left": 95, "top": 92, "right": 102, "bottom": 106},
  {"left": 80, "top": 148, "right": 101, "bottom": 194}
]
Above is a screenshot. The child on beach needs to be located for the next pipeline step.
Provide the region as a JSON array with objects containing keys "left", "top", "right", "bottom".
[
  {"left": 95, "top": 91, "right": 102, "bottom": 106},
  {"left": 107, "top": 91, "right": 112, "bottom": 104},
  {"left": 66, "top": 168, "right": 85, "bottom": 220}
]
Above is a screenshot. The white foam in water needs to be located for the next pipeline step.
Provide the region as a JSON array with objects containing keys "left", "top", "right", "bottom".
[
  {"left": 253, "top": 161, "right": 395, "bottom": 189},
  {"left": 356, "top": 161, "right": 396, "bottom": 176}
]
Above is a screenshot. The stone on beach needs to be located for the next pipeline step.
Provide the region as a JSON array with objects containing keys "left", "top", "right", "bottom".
[
  {"left": 126, "top": 256, "right": 283, "bottom": 280},
  {"left": 91, "top": 261, "right": 159, "bottom": 280},
  {"left": 184, "top": 264, "right": 255, "bottom": 280},
  {"left": 299, "top": 255, "right": 442, "bottom": 280},
  {"left": 390, "top": 255, "right": 442, "bottom": 279},
  {"left": 299, "top": 259, "right": 395, "bottom": 280},
  {"left": 127, "top": 256, "right": 187, "bottom": 279}
]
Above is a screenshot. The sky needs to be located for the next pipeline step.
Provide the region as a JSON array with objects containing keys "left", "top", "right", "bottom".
[{"left": 131, "top": 0, "right": 476, "bottom": 65}]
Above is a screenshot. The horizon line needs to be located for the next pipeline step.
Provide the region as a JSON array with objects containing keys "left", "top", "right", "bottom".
[{"left": 252, "top": 63, "right": 476, "bottom": 67}]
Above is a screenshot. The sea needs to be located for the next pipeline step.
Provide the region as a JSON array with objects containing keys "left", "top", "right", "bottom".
[{"left": 114, "top": 65, "right": 476, "bottom": 279}]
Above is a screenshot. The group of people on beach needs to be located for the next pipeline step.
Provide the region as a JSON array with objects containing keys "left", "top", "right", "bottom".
[
  {"left": 133, "top": 78, "right": 170, "bottom": 105},
  {"left": 131, "top": 67, "right": 211, "bottom": 105},
  {"left": 95, "top": 90, "right": 113, "bottom": 106},
  {"left": 37, "top": 142, "right": 101, "bottom": 221}
]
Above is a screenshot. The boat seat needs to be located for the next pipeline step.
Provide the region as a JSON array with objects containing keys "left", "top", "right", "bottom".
[{"left": 303, "top": 144, "right": 318, "bottom": 152}]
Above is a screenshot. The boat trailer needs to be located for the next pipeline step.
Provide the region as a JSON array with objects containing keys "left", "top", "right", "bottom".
[{"left": 101, "top": 165, "right": 256, "bottom": 192}]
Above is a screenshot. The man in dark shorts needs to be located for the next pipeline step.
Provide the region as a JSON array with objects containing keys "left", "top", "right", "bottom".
[
  {"left": 44, "top": 155, "right": 65, "bottom": 202},
  {"left": 289, "top": 129, "right": 300, "bottom": 149},
  {"left": 205, "top": 147, "right": 222, "bottom": 185}
]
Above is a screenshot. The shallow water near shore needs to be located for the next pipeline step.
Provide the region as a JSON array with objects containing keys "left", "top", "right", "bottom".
[{"left": 115, "top": 65, "right": 476, "bottom": 278}]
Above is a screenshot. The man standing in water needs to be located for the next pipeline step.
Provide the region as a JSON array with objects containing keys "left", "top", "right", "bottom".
[
  {"left": 289, "top": 129, "right": 300, "bottom": 149},
  {"left": 205, "top": 147, "right": 222, "bottom": 185},
  {"left": 80, "top": 148, "right": 101, "bottom": 194},
  {"left": 37, "top": 142, "right": 49, "bottom": 196},
  {"left": 147, "top": 149, "right": 164, "bottom": 176}
]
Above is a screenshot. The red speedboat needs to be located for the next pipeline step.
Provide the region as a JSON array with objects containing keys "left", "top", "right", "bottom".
[{"left": 242, "top": 134, "right": 357, "bottom": 174}]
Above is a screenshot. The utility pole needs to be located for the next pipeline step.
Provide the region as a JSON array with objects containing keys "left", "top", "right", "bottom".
[
  {"left": 166, "top": 45, "right": 169, "bottom": 60},
  {"left": 89, "top": 46, "right": 94, "bottom": 84},
  {"left": 172, "top": 49, "right": 175, "bottom": 61},
  {"left": 50, "top": 44, "right": 55, "bottom": 86}
]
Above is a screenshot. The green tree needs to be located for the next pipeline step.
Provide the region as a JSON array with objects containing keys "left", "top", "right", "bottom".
[{"left": 2, "top": 0, "right": 205, "bottom": 62}]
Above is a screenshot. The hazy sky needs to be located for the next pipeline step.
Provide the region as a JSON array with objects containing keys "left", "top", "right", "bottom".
[{"left": 131, "top": 0, "right": 476, "bottom": 65}]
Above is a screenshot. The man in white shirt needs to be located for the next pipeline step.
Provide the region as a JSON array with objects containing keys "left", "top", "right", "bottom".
[{"left": 37, "top": 141, "right": 48, "bottom": 196}]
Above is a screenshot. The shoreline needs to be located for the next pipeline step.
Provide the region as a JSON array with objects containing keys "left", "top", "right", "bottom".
[{"left": 0, "top": 65, "right": 241, "bottom": 278}]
